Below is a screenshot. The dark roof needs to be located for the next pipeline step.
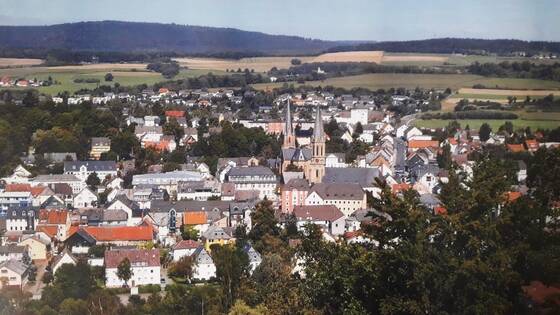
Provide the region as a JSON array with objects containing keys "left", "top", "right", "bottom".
[
  {"left": 311, "top": 183, "right": 364, "bottom": 200},
  {"left": 150, "top": 200, "right": 231, "bottom": 213},
  {"left": 0, "top": 244, "right": 26, "bottom": 254},
  {"left": 64, "top": 161, "right": 116, "bottom": 172},
  {"left": 6, "top": 207, "right": 38, "bottom": 219},
  {"left": 228, "top": 166, "right": 275, "bottom": 177},
  {"left": 282, "top": 147, "right": 312, "bottom": 161},
  {"left": 283, "top": 178, "right": 310, "bottom": 190},
  {"left": 322, "top": 168, "right": 379, "bottom": 187}
]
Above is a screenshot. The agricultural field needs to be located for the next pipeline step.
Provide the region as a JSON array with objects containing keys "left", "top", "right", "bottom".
[
  {"left": 0, "top": 58, "right": 43, "bottom": 67},
  {"left": 251, "top": 73, "right": 560, "bottom": 91},
  {"left": 0, "top": 64, "right": 222, "bottom": 94},
  {"left": 414, "top": 118, "right": 559, "bottom": 130}
]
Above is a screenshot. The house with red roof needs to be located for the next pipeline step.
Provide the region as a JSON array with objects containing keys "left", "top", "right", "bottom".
[
  {"left": 105, "top": 248, "right": 160, "bottom": 287},
  {"left": 65, "top": 225, "right": 154, "bottom": 252},
  {"left": 524, "top": 139, "right": 540, "bottom": 152},
  {"left": 37, "top": 209, "right": 71, "bottom": 241},
  {"left": 165, "top": 110, "right": 185, "bottom": 118},
  {"left": 507, "top": 143, "right": 526, "bottom": 153}
]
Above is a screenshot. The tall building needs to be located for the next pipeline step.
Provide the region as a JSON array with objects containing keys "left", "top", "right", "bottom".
[
  {"left": 283, "top": 100, "right": 296, "bottom": 148},
  {"left": 307, "top": 106, "right": 326, "bottom": 183},
  {"left": 281, "top": 103, "right": 326, "bottom": 183}
]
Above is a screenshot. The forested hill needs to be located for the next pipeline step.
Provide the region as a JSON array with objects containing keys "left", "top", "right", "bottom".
[
  {"left": 0, "top": 20, "right": 339, "bottom": 55},
  {"left": 327, "top": 38, "right": 560, "bottom": 55}
]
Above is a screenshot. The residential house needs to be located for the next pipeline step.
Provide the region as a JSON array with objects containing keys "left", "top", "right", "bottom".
[
  {"left": 106, "top": 195, "right": 143, "bottom": 226},
  {"left": 105, "top": 249, "right": 160, "bottom": 287},
  {"left": 51, "top": 249, "right": 77, "bottom": 275},
  {"left": 192, "top": 246, "right": 216, "bottom": 281},
  {"left": 293, "top": 205, "right": 345, "bottom": 236},
  {"left": 73, "top": 187, "right": 98, "bottom": 208},
  {"left": 0, "top": 260, "right": 28, "bottom": 289},
  {"left": 0, "top": 245, "right": 27, "bottom": 263},
  {"left": 18, "top": 236, "right": 49, "bottom": 261},
  {"left": 243, "top": 244, "right": 262, "bottom": 273},
  {"left": 6, "top": 207, "right": 38, "bottom": 232},
  {"left": 201, "top": 225, "right": 234, "bottom": 251},
  {"left": 32, "top": 175, "right": 84, "bottom": 195},
  {"left": 172, "top": 240, "right": 201, "bottom": 261},
  {"left": 90, "top": 137, "right": 111, "bottom": 160},
  {"left": 37, "top": 209, "right": 70, "bottom": 241},
  {"left": 64, "top": 161, "right": 117, "bottom": 183}
]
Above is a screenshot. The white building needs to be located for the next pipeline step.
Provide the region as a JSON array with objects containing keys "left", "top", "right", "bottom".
[
  {"left": 172, "top": 240, "right": 201, "bottom": 262},
  {"left": 32, "top": 174, "right": 84, "bottom": 194},
  {"left": 0, "top": 260, "right": 28, "bottom": 289},
  {"left": 293, "top": 205, "right": 346, "bottom": 236},
  {"left": 226, "top": 166, "right": 277, "bottom": 201},
  {"left": 104, "top": 249, "right": 161, "bottom": 288},
  {"left": 192, "top": 247, "right": 216, "bottom": 281},
  {"left": 73, "top": 188, "right": 98, "bottom": 208},
  {"left": 64, "top": 161, "right": 117, "bottom": 183}
]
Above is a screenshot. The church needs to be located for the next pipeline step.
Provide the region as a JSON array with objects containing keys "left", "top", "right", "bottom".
[{"left": 281, "top": 100, "right": 326, "bottom": 184}]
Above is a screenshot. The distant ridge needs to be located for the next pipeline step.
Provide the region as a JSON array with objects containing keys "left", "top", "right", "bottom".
[
  {"left": 327, "top": 38, "right": 560, "bottom": 55},
  {"left": 0, "top": 20, "right": 341, "bottom": 55}
]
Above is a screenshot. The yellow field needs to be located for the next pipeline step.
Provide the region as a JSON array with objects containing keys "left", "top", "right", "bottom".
[
  {"left": 312, "top": 51, "right": 384, "bottom": 63},
  {"left": 174, "top": 51, "right": 386, "bottom": 72},
  {"left": 381, "top": 54, "right": 448, "bottom": 63},
  {"left": 458, "top": 88, "right": 559, "bottom": 96},
  {"left": 0, "top": 58, "right": 43, "bottom": 68}
]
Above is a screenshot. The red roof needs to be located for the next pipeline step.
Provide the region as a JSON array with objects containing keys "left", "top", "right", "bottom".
[
  {"left": 104, "top": 249, "right": 160, "bottom": 268},
  {"left": 39, "top": 209, "right": 68, "bottom": 225},
  {"left": 523, "top": 281, "right": 560, "bottom": 305},
  {"left": 165, "top": 110, "right": 185, "bottom": 118},
  {"left": 158, "top": 88, "right": 169, "bottom": 94},
  {"left": 173, "top": 240, "right": 201, "bottom": 250},
  {"left": 507, "top": 144, "right": 525, "bottom": 152},
  {"left": 506, "top": 191, "right": 522, "bottom": 202},
  {"left": 525, "top": 139, "right": 539, "bottom": 150},
  {"left": 36, "top": 225, "right": 58, "bottom": 238},
  {"left": 68, "top": 225, "right": 153, "bottom": 242},
  {"left": 391, "top": 183, "right": 411, "bottom": 193},
  {"left": 434, "top": 206, "right": 447, "bottom": 215},
  {"left": 5, "top": 184, "right": 31, "bottom": 192},
  {"left": 408, "top": 140, "right": 439, "bottom": 149}
]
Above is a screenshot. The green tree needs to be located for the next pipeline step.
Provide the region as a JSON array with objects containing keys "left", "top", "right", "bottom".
[
  {"left": 117, "top": 258, "right": 132, "bottom": 286},
  {"left": 168, "top": 256, "right": 195, "bottom": 281},
  {"left": 211, "top": 244, "right": 250, "bottom": 311},
  {"left": 86, "top": 172, "right": 101, "bottom": 189},
  {"left": 479, "top": 122, "right": 492, "bottom": 142},
  {"left": 181, "top": 224, "right": 200, "bottom": 240},
  {"left": 437, "top": 143, "right": 452, "bottom": 169},
  {"left": 104, "top": 73, "right": 114, "bottom": 82},
  {"left": 59, "top": 298, "right": 89, "bottom": 315},
  {"left": 249, "top": 200, "right": 280, "bottom": 244}
]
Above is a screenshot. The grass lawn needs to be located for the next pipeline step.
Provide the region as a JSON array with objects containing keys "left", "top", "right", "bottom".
[
  {"left": 0, "top": 66, "right": 226, "bottom": 94},
  {"left": 252, "top": 73, "right": 560, "bottom": 91}
]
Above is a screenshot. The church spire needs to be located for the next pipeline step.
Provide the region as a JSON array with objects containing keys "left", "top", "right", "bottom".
[
  {"left": 283, "top": 99, "right": 296, "bottom": 148},
  {"left": 313, "top": 105, "right": 325, "bottom": 142}
]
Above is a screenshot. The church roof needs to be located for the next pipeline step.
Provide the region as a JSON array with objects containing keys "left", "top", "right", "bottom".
[{"left": 313, "top": 106, "right": 325, "bottom": 141}]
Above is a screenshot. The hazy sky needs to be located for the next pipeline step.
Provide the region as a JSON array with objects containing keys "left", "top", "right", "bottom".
[{"left": 0, "top": 0, "right": 558, "bottom": 41}]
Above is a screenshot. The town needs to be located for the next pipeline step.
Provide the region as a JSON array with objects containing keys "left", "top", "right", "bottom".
[{"left": 1, "top": 80, "right": 558, "bottom": 313}]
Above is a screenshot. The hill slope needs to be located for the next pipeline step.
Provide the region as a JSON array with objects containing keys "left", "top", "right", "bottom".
[
  {"left": 327, "top": 38, "right": 560, "bottom": 55},
  {"left": 0, "top": 20, "right": 339, "bottom": 55}
]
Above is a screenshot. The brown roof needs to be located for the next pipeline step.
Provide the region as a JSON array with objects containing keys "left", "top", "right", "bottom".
[
  {"left": 310, "top": 183, "right": 364, "bottom": 200},
  {"left": 104, "top": 249, "right": 160, "bottom": 269},
  {"left": 49, "top": 183, "right": 73, "bottom": 196},
  {"left": 507, "top": 144, "right": 525, "bottom": 153},
  {"left": 294, "top": 205, "right": 344, "bottom": 221},
  {"left": 173, "top": 240, "right": 201, "bottom": 250},
  {"left": 523, "top": 281, "right": 560, "bottom": 305},
  {"left": 36, "top": 225, "right": 58, "bottom": 238}
]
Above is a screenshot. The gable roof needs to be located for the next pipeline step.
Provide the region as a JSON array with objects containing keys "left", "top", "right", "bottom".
[
  {"left": 39, "top": 209, "right": 68, "bottom": 225},
  {"left": 173, "top": 240, "right": 201, "bottom": 250},
  {"left": 310, "top": 183, "right": 364, "bottom": 200},
  {"left": 68, "top": 225, "right": 153, "bottom": 242},
  {"left": 183, "top": 211, "right": 207, "bottom": 225},
  {"left": 323, "top": 167, "right": 379, "bottom": 188},
  {"left": 104, "top": 248, "right": 160, "bottom": 268},
  {"left": 408, "top": 140, "right": 439, "bottom": 149},
  {"left": 0, "top": 260, "right": 28, "bottom": 275},
  {"left": 294, "top": 205, "right": 344, "bottom": 221}
]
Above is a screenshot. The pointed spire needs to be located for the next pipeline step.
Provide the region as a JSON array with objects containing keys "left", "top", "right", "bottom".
[
  {"left": 313, "top": 105, "right": 324, "bottom": 141},
  {"left": 284, "top": 99, "right": 293, "bottom": 137}
]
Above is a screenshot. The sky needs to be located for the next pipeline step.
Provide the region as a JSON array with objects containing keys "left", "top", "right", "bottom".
[{"left": 0, "top": 0, "right": 558, "bottom": 41}]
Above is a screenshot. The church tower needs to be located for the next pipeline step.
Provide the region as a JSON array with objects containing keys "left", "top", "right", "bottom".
[
  {"left": 282, "top": 100, "right": 296, "bottom": 148},
  {"left": 308, "top": 106, "right": 326, "bottom": 183}
]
